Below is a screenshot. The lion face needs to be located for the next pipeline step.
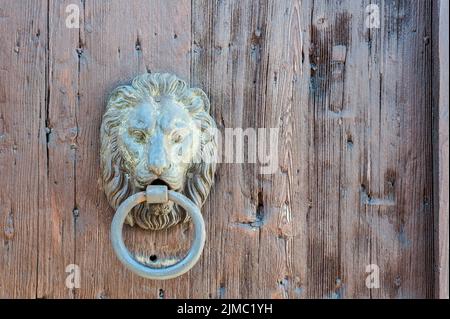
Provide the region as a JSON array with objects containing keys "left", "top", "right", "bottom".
[
  {"left": 118, "top": 98, "right": 200, "bottom": 191},
  {"left": 101, "top": 73, "right": 217, "bottom": 230}
]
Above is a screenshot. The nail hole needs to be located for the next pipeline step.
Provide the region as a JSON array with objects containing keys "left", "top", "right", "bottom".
[
  {"left": 346, "top": 134, "right": 353, "bottom": 146},
  {"left": 149, "top": 255, "right": 157, "bottom": 262},
  {"left": 135, "top": 37, "right": 141, "bottom": 51}
]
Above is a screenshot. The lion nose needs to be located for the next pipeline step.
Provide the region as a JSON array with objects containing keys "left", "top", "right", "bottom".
[{"left": 147, "top": 143, "right": 168, "bottom": 176}]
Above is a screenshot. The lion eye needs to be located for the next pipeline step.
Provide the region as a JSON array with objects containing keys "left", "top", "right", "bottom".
[
  {"left": 172, "top": 132, "right": 184, "bottom": 144},
  {"left": 130, "top": 129, "right": 146, "bottom": 143}
]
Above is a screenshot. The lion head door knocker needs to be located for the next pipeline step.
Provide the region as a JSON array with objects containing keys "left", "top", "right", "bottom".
[{"left": 100, "top": 73, "right": 217, "bottom": 279}]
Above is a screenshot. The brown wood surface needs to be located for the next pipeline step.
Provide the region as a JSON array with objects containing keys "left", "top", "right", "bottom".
[
  {"left": 434, "top": 0, "right": 449, "bottom": 300},
  {"left": 0, "top": 0, "right": 443, "bottom": 298}
]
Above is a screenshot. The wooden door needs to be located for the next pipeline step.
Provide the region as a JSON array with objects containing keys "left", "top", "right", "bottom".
[{"left": 0, "top": 0, "right": 447, "bottom": 299}]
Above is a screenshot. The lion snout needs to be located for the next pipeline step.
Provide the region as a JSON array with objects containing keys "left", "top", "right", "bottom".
[{"left": 147, "top": 157, "right": 168, "bottom": 176}]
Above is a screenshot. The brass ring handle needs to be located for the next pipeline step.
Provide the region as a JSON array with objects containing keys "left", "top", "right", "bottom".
[{"left": 110, "top": 185, "right": 206, "bottom": 280}]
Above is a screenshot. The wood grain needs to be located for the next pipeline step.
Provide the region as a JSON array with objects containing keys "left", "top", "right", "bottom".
[
  {"left": 0, "top": 0, "right": 440, "bottom": 298},
  {"left": 0, "top": 0, "right": 47, "bottom": 298},
  {"left": 36, "top": 0, "right": 80, "bottom": 299},
  {"left": 73, "top": 0, "right": 193, "bottom": 299},
  {"left": 364, "top": 0, "right": 434, "bottom": 298},
  {"left": 434, "top": 0, "right": 449, "bottom": 300}
]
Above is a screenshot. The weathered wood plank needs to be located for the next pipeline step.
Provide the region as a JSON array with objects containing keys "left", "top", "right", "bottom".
[
  {"left": 335, "top": 2, "right": 373, "bottom": 299},
  {"left": 192, "top": 0, "right": 267, "bottom": 298},
  {"left": 367, "top": 0, "right": 434, "bottom": 298},
  {"left": 74, "top": 0, "right": 192, "bottom": 298},
  {"left": 36, "top": 0, "right": 80, "bottom": 299},
  {"left": 308, "top": 0, "right": 433, "bottom": 299},
  {"left": 435, "top": 0, "right": 449, "bottom": 300},
  {"left": 0, "top": 0, "right": 47, "bottom": 298},
  {"left": 192, "top": 0, "right": 308, "bottom": 298},
  {"left": 307, "top": 1, "right": 352, "bottom": 298},
  {"left": 256, "top": 0, "right": 308, "bottom": 299}
]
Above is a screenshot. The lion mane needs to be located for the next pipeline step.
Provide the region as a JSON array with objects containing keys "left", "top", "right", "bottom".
[{"left": 100, "top": 73, "right": 217, "bottom": 230}]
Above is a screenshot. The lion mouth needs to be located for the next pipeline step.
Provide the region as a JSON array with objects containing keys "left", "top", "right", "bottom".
[
  {"left": 149, "top": 178, "right": 172, "bottom": 189},
  {"left": 133, "top": 175, "right": 180, "bottom": 191}
]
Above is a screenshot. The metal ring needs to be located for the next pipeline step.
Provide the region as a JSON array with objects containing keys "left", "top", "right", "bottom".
[{"left": 110, "top": 186, "right": 206, "bottom": 280}]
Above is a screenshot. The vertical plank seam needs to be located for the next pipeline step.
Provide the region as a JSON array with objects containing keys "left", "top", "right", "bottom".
[
  {"left": 72, "top": 0, "right": 85, "bottom": 300},
  {"left": 428, "top": 0, "right": 436, "bottom": 298},
  {"left": 308, "top": 0, "right": 315, "bottom": 297},
  {"left": 431, "top": 0, "right": 438, "bottom": 298}
]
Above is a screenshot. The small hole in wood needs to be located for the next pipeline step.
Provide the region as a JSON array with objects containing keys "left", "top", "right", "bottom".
[
  {"left": 346, "top": 134, "right": 353, "bottom": 146},
  {"left": 149, "top": 255, "right": 157, "bottom": 262}
]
